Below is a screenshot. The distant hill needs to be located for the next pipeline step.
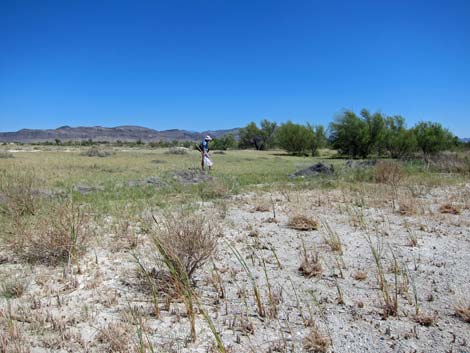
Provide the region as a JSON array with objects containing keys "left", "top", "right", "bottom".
[
  {"left": 461, "top": 138, "right": 470, "bottom": 143},
  {"left": 0, "top": 125, "right": 240, "bottom": 143}
]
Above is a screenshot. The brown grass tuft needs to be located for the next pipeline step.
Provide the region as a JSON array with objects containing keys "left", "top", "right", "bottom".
[
  {"left": 252, "top": 204, "right": 270, "bottom": 212},
  {"left": 299, "top": 249, "right": 323, "bottom": 278},
  {"left": 353, "top": 271, "right": 367, "bottom": 281},
  {"left": 455, "top": 303, "right": 470, "bottom": 323},
  {"left": 288, "top": 215, "right": 319, "bottom": 231},
  {"left": 439, "top": 203, "right": 461, "bottom": 215},
  {"left": 413, "top": 312, "right": 436, "bottom": 326},
  {"left": 303, "top": 327, "right": 330, "bottom": 353}
]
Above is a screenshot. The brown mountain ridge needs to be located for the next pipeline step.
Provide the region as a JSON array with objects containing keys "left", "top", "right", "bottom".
[{"left": 0, "top": 125, "right": 239, "bottom": 143}]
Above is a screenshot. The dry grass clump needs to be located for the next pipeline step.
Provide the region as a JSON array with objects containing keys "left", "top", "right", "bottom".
[
  {"left": 353, "top": 271, "right": 367, "bottom": 281},
  {"left": 8, "top": 201, "right": 90, "bottom": 266},
  {"left": 252, "top": 203, "right": 270, "bottom": 212},
  {"left": 303, "top": 327, "right": 330, "bottom": 353},
  {"left": 413, "top": 312, "right": 436, "bottom": 326},
  {"left": 0, "top": 169, "right": 38, "bottom": 217},
  {"left": 153, "top": 211, "right": 218, "bottom": 282},
  {"left": 374, "top": 160, "right": 405, "bottom": 185},
  {"left": 439, "top": 203, "right": 461, "bottom": 215},
  {"left": 455, "top": 302, "right": 470, "bottom": 323},
  {"left": 80, "top": 146, "right": 113, "bottom": 157},
  {"left": 299, "top": 245, "right": 323, "bottom": 278},
  {"left": 288, "top": 215, "right": 319, "bottom": 231}
]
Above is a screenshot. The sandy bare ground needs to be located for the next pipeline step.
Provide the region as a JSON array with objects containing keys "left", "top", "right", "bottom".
[{"left": 1, "top": 183, "right": 470, "bottom": 352}]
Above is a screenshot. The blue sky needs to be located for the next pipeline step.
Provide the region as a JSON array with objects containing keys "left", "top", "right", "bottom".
[{"left": 1, "top": 0, "right": 469, "bottom": 136}]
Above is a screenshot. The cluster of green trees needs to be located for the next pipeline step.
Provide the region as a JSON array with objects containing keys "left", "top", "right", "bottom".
[{"left": 235, "top": 109, "right": 460, "bottom": 158}]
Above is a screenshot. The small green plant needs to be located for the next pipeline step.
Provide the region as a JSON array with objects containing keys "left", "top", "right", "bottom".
[{"left": 229, "top": 243, "right": 265, "bottom": 318}]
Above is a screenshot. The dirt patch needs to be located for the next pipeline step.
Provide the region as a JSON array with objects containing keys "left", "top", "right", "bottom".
[
  {"left": 289, "top": 163, "right": 334, "bottom": 178},
  {"left": 172, "top": 169, "right": 212, "bottom": 184}
]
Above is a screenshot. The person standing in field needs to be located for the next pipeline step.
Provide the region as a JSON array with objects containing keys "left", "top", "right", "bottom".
[{"left": 199, "top": 135, "right": 213, "bottom": 170}]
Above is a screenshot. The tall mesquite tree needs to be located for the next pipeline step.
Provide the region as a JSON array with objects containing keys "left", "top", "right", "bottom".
[
  {"left": 412, "top": 121, "right": 456, "bottom": 157},
  {"left": 329, "top": 111, "right": 369, "bottom": 158}
]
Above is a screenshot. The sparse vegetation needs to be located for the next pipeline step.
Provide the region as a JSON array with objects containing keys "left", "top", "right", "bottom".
[{"left": 0, "top": 145, "right": 468, "bottom": 352}]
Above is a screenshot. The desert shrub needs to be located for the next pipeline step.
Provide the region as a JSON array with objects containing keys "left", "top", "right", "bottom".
[
  {"left": 0, "top": 169, "right": 38, "bottom": 217},
  {"left": 152, "top": 211, "right": 218, "bottom": 281},
  {"left": 80, "top": 146, "right": 113, "bottom": 157},
  {"left": 374, "top": 161, "right": 405, "bottom": 185},
  {"left": 7, "top": 200, "right": 91, "bottom": 266}
]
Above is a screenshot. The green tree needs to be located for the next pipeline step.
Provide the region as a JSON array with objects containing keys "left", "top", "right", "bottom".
[
  {"left": 276, "top": 121, "right": 314, "bottom": 155},
  {"left": 360, "top": 109, "right": 387, "bottom": 156},
  {"left": 260, "top": 119, "right": 278, "bottom": 149},
  {"left": 383, "top": 116, "right": 417, "bottom": 158},
  {"left": 307, "top": 124, "right": 327, "bottom": 156},
  {"left": 329, "top": 111, "right": 369, "bottom": 158},
  {"left": 238, "top": 122, "right": 263, "bottom": 150},
  {"left": 211, "top": 134, "right": 237, "bottom": 150},
  {"left": 412, "top": 121, "right": 455, "bottom": 156}
]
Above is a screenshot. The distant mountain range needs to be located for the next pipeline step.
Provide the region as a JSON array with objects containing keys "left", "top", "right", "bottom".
[
  {"left": 461, "top": 138, "right": 470, "bottom": 143},
  {"left": 0, "top": 125, "right": 240, "bottom": 143}
]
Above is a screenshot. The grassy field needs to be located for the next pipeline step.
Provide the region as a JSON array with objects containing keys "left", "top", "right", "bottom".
[{"left": 1, "top": 145, "right": 469, "bottom": 353}]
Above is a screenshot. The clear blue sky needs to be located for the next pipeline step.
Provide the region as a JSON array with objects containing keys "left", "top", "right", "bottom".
[{"left": 1, "top": 0, "right": 469, "bottom": 136}]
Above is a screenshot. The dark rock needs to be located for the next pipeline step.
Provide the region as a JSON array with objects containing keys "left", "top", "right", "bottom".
[{"left": 289, "top": 163, "right": 334, "bottom": 178}]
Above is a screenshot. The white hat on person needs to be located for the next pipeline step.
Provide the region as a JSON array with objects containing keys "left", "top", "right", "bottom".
[{"left": 205, "top": 135, "right": 213, "bottom": 140}]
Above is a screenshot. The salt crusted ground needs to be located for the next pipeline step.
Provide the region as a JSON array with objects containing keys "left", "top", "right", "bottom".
[{"left": 1, "top": 183, "right": 470, "bottom": 352}]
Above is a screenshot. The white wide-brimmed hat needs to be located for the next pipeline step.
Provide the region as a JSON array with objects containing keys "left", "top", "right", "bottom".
[{"left": 205, "top": 135, "right": 213, "bottom": 140}]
